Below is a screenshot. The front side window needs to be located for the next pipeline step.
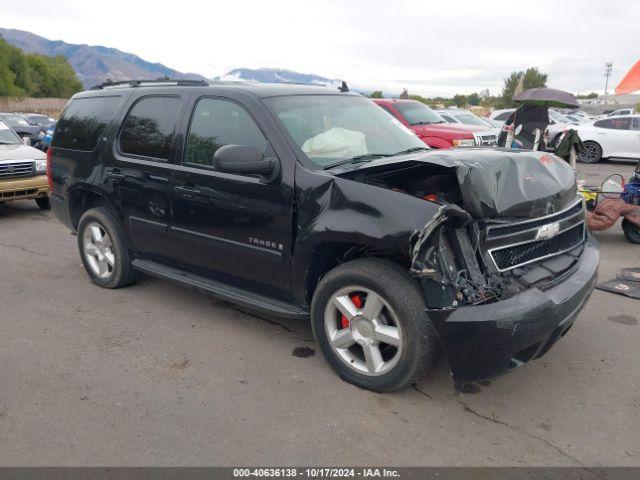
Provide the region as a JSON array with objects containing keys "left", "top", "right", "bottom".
[
  {"left": 120, "top": 96, "right": 181, "bottom": 160},
  {"left": 53, "top": 96, "right": 122, "bottom": 151},
  {"left": 184, "top": 98, "right": 269, "bottom": 168},
  {"left": 265, "top": 95, "right": 426, "bottom": 168},
  {"left": 594, "top": 118, "right": 632, "bottom": 130},
  {"left": 440, "top": 114, "right": 457, "bottom": 123}
]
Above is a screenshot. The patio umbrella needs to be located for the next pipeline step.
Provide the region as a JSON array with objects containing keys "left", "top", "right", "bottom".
[{"left": 514, "top": 88, "right": 580, "bottom": 108}]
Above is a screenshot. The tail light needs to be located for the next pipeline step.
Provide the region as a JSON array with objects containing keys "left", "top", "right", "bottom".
[{"left": 46, "top": 147, "right": 54, "bottom": 190}]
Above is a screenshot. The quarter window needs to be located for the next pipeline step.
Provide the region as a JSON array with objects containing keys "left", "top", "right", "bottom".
[
  {"left": 53, "top": 96, "right": 122, "bottom": 151},
  {"left": 119, "top": 96, "right": 181, "bottom": 160},
  {"left": 184, "top": 98, "right": 268, "bottom": 168}
]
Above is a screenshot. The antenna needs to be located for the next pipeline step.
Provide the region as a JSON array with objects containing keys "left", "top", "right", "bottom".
[{"left": 604, "top": 62, "right": 613, "bottom": 95}]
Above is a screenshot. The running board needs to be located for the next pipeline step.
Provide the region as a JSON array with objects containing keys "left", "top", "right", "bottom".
[{"left": 132, "top": 259, "right": 309, "bottom": 320}]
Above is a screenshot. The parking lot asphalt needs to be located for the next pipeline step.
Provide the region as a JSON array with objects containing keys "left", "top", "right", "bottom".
[{"left": 0, "top": 160, "right": 638, "bottom": 467}]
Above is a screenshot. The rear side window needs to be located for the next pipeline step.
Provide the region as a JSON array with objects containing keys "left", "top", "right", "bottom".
[
  {"left": 54, "top": 96, "right": 122, "bottom": 151},
  {"left": 594, "top": 118, "right": 631, "bottom": 130},
  {"left": 184, "top": 97, "right": 268, "bottom": 168},
  {"left": 119, "top": 96, "right": 181, "bottom": 160}
]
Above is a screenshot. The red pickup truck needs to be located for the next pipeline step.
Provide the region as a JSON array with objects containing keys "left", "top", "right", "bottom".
[{"left": 373, "top": 99, "right": 497, "bottom": 149}]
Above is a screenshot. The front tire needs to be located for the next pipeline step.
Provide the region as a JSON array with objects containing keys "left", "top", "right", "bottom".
[
  {"left": 311, "top": 258, "right": 437, "bottom": 392},
  {"left": 622, "top": 219, "right": 640, "bottom": 244},
  {"left": 77, "top": 207, "right": 140, "bottom": 288},
  {"left": 35, "top": 196, "right": 50, "bottom": 210},
  {"left": 579, "top": 141, "right": 603, "bottom": 164}
]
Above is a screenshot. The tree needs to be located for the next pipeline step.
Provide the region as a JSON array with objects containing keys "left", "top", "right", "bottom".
[
  {"left": 0, "top": 37, "right": 82, "bottom": 98},
  {"left": 467, "top": 92, "right": 480, "bottom": 106},
  {"left": 500, "top": 67, "right": 548, "bottom": 107},
  {"left": 453, "top": 94, "right": 467, "bottom": 107},
  {"left": 369, "top": 90, "right": 383, "bottom": 98}
]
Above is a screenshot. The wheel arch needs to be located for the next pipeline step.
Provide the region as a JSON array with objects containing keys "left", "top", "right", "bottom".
[
  {"left": 68, "top": 186, "right": 120, "bottom": 230},
  {"left": 301, "top": 240, "right": 410, "bottom": 306}
]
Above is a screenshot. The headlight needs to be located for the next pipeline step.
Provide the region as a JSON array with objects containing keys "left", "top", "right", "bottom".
[
  {"left": 35, "top": 159, "right": 47, "bottom": 172},
  {"left": 452, "top": 138, "right": 476, "bottom": 147}
]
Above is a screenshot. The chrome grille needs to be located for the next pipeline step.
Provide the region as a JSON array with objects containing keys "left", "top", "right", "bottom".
[
  {"left": 491, "top": 224, "right": 585, "bottom": 271},
  {"left": 487, "top": 201, "right": 584, "bottom": 239},
  {"left": 0, "top": 161, "right": 34, "bottom": 178},
  {"left": 475, "top": 134, "right": 497, "bottom": 146},
  {"left": 486, "top": 198, "right": 587, "bottom": 272}
]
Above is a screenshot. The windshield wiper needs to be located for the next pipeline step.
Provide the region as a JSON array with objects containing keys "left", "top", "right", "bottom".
[
  {"left": 392, "top": 146, "right": 430, "bottom": 156},
  {"left": 322, "top": 153, "right": 392, "bottom": 170},
  {"left": 0, "top": 141, "right": 17, "bottom": 145}
]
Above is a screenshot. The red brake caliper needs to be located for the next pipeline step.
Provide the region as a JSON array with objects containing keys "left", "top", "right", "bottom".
[{"left": 341, "top": 294, "right": 362, "bottom": 328}]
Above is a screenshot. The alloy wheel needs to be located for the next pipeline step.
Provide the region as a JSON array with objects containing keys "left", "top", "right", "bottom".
[
  {"left": 324, "top": 286, "right": 403, "bottom": 376},
  {"left": 82, "top": 222, "right": 116, "bottom": 279}
]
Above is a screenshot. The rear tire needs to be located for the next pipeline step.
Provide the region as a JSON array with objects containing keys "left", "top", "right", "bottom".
[
  {"left": 77, "top": 207, "right": 140, "bottom": 288},
  {"left": 35, "top": 196, "right": 50, "bottom": 210},
  {"left": 311, "top": 258, "right": 437, "bottom": 392},
  {"left": 622, "top": 219, "right": 640, "bottom": 244},
  {"left": 579, "top": 141, "right": 602, "bottom": 164}
]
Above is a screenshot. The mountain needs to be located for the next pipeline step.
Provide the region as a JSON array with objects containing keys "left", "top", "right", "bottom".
[
  {"left": 217, "top": 68, "right": 342, "bottom": 87},
  {"left": 0, "top": 28, "right": 206, "bottom": 88}
]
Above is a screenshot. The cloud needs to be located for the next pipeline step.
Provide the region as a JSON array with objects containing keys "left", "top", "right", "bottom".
[{"left": 0, "top": 0, "right": 637, "bottom": 96}]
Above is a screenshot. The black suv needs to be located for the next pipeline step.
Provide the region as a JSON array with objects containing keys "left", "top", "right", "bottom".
[{"left": 49, "top": 80, "right": 598, "bottom": 392}]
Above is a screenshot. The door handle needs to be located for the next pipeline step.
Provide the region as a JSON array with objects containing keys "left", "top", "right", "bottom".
[
  {"left": 174, "top": 185, "right": 201, "bottom": 198},
  {"left": 106, "top": 168, "right": 126, "bottom": 180}
]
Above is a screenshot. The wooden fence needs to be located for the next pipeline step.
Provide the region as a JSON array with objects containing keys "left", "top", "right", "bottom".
[{"left": 0, "top": 97, "right": 69, "bottom": 118}]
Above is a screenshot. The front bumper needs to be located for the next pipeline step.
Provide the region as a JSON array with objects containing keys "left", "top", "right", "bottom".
[
  {"left": 0, "top": 175, "right": 49, "bottom": 202},
  {"left": 429, "top": 235, "right": 599, "bottom": 384}
]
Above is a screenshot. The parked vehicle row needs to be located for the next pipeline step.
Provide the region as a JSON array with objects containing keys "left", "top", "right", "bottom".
[
  {"left": 373, "top": 99, "right": 498, "bottom": 148},
  {"left": 47, "top": 80, "right": 597, "bottom": 392},
  {"left": 0, "top": 112, "right": 56, "bottom": 151}
]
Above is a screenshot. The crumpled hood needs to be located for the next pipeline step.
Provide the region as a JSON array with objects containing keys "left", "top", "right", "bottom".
[
  {"left": 0, "top": 144, "right": 46, "bottom": 162},
  {"left": 335, "top": 148, "right": 578, "bottom": 219}
]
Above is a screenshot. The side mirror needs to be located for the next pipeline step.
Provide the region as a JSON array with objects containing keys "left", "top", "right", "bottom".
[
  {"left": 22, "top": 136, "right": 31, "bottom": 146},
  {"left": 213, "top": 145, "right": 278, "bottom": 179}
]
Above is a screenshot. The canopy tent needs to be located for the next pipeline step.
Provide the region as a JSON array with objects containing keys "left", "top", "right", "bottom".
[{"left": 616, "top": 60, "right": 640, "bottom": 96}]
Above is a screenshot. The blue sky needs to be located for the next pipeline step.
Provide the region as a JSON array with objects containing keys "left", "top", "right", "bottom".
[{"left": 2, "top": 0, "right": 638, "bottom": 96}]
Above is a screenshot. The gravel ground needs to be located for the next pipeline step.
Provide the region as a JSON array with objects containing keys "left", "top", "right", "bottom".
[{"left": 0, "top": 160, "right": 638, "bottom": 467}]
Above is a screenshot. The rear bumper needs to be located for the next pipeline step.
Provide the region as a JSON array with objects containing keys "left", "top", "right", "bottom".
[
  {"left": 429, "top": 235, "right": 599, "bottom": 384},
  {"left": 0, "top": 175, "right": 49, "bottom": 201}
]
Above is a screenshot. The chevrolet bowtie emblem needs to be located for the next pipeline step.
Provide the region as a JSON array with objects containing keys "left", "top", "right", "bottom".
[{"left": 535, "top": 222, "right": 560, "bottom": 240}]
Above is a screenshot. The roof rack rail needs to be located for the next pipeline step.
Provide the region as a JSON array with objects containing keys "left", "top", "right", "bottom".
[{"left": 90, "top": 79, "right": 210, "bottom": 90}]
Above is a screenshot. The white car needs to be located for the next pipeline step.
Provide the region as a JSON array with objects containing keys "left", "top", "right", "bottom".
[
  {"left": 576, "top": 115, "right": 640, "bottom": 163},
  {"left": 608, "top": 108, "right": 636, "bottom": 117}
]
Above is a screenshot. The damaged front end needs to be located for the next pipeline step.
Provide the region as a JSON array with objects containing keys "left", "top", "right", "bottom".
[{"left": 337, "top": 148, "right": 599, "bottom": 383}]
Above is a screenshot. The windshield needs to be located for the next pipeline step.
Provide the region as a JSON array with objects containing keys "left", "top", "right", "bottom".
[
  {"left": 265, "top": 95, "right": 427, "bottom": 168},
  {"left": 394, "top": 101, "right": 445, "bottom": 125},
  {"left": 27, "top": 115, "right": 52, "bottom": 126},
  {"left": 455, "top": 113, "right": 492, "bottom": 127},
  {"left": 549, "top": 110, "right": 571, "bottom": 124},
  {"left": 0, "top": 121, "right": 22, "bottom": 144},
  {"left": 0, "top": 114, "right": 30, "bottom": 127}
]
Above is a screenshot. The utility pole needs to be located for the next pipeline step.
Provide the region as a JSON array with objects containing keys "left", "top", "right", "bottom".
[{"left": 604, "top": 62, "right": 613, "bottom": 95}]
